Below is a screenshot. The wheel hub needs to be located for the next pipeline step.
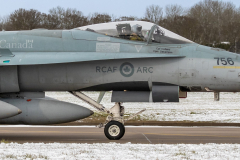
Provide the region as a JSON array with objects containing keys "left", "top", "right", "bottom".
[{"left": 108, "top": 125, "right": 120, "bottom": 136}]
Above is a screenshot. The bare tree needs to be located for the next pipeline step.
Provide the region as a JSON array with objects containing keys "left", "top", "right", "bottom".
[
  {"left": 222, "top": 9, "right": 240, "bottom": 53},
  {"left": 161, "top": 15, "right": 201, "bottom": 43},
  {"left": 115, "top": 16, "right": 138, "bottom": 21},
  {"left": 47, "top": 6, "right": 88, "bottom": 29},
  {"left": 41, "top": 13, "right": 61, "bottom": 29},
  {"left": 8, "top": 8, "right": 42, "bottom": 30},
  {"left": 88, "top": 12, "right": 112, "bottom": 24},
  {"left": 165, "top": 4, "right": 185, "bottom": 21},
  {"left": 64, "top": 8, "right": 88, "bottom": 29},
  {"left": 0, "top": 16, "right": 12, "bottom": 31},
  {"left": 188, "top": 0, "right": 239, "bottom": 46},
  {"left": 144, "top": 5, "right": 163, "bottom": 24},
  {"left": 110, "top": 14, "right": 117, "bottom": 22},
  {"left": 47, "top": 6, "right": 65, "bottom": 29},
  {"left": 0, "top": 16, "right": 3, "bottom": 31},
  {"left": 0, "top": 2, "right": 240, "bottom": 53}
]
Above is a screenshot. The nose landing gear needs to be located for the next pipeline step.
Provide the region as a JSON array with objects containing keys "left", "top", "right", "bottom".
[
  {"left": 104, "top": 120, "right": 125, "bottom": 140},
  {"left": 69, "top": 91, "right": 146, "bottom": 140}
]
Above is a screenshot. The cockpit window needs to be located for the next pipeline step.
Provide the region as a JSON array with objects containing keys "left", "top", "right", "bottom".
[
  {"left": 116, "top": 23, "right": 143, "bottom": 41},
  {"left": 152, "top": 26, "right": 165, "bottom": 43},
  {"left": 77, "top": 21, "right": 193, "bottom": 44}
]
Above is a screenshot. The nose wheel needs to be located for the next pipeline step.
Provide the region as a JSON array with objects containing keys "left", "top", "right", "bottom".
[
  {"left": 104, "top": 121, "right": 125, "bottom": 140},
  {"left": 69, "top": 91, "right": 145, "bottom": 140}
]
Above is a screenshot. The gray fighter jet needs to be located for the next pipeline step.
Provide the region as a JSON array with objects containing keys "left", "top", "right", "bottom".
[{"left": 0, "top": 21, "right": 238, "bottom": 140}]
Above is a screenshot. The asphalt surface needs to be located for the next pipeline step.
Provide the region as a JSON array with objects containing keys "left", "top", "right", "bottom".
[{"left": 0, "top": 126, "right": 240, "bottom": 144}]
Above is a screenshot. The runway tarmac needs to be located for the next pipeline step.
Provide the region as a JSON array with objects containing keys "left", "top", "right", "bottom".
[{"left": 0, "top": 126, "right": 240, "bottom": 144}]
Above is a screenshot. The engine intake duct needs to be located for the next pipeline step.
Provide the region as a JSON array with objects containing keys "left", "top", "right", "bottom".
[{"left": 112, "top": 85, "right": 179, "bottom": 102}]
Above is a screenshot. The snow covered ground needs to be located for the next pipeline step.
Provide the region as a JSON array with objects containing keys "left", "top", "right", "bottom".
[
  {"left": 1, "top": 92, "right": 239, "bottom": 160},
  {"left": 46, "top": 92, "right": 240, "bottom": 123},
  {"left": 0, "top": 142, "right": 240, "bottom": 160}
]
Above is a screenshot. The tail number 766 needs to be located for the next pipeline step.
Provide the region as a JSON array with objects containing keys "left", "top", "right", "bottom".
[{"left": 214, "top": 58, "right": 234, "bottom": 65}]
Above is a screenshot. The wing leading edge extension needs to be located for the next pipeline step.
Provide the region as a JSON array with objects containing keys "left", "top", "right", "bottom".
[{"left": 0, "top": 50, "right": 185, "bottom": 66}]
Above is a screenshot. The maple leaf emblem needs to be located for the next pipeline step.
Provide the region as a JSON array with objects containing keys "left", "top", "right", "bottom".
[{"left": 124, "top": 66, "right": 130, "bottom": 72}]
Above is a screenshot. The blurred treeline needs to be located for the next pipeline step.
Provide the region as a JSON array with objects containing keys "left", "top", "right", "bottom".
[{"left": 0, "top": 0, "right": 240, "bottom": 53}]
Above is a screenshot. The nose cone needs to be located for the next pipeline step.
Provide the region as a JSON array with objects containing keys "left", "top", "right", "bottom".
[{"left": 18, "top": 109, "right": 22, "bottom": 114}]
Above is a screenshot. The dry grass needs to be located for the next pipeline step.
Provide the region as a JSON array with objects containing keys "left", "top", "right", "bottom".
[
  {"left": 1, "top": 139, "right": 9, "bottom": 143},
  {"left": 78, "top": 112, "right": 149, "bottom": 123},
  {"left": 24, "top": 154, "right": 48, "bottom": 160}
]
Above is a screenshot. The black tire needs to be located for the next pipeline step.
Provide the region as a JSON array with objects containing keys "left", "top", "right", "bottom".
[{"left": 104, "top": 121, "right": 125, "bottom": 140}]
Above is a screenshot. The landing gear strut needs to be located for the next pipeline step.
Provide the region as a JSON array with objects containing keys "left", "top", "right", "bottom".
[{"left": 69, "top": 91, "right": 146, "bottom": 140}]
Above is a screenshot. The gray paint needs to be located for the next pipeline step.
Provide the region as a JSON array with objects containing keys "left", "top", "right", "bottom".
[
  {"left": 152, "top": 85, "right": 179, "bottom": 102},
  {"left": 0, "top": 98, "right": 93, "bottom": 124},
  {"left": 0, "top": 21, "right": 239, "bottom": 125},
  {"left": 15, "top": 56, "right": 240, "bottom": 93},
  {"left": 112, "top": 91, "right": 150, "bottom": 102},
  {"left": 0, "top": 49, "right": 14, "bottom": 57},
  {"left": 0, "top": 92, "right": 45, "bottom": 99},
  {"left": 0, "top": 100, "right": 21, "bottom": 119},
  {"left": 112, "top": 85, "right": 179, "bottom": 102},
  {"left": 0, "top": 66, "right": 19, "bottom": 93}
]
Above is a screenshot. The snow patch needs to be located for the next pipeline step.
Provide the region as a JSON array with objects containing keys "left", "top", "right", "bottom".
[
  {"left": 46, "top": 92, "right": 240, "bottom": 123},
  {"left": 0, "top": 143, "right": 239, "bottom": 160}
]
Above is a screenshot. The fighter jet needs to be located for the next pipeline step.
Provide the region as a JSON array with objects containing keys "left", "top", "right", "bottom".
[{"left": 0, "top": 21, "right": 238, "bottom": 140}]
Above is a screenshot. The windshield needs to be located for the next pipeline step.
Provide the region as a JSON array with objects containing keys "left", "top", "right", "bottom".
[{"left": 77, "top": 21, "right": 193, "bottom": 44}]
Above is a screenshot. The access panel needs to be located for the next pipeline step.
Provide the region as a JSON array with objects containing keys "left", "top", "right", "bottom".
[{"left": 0, "top": 66, "right": 19, "bottom": 93}]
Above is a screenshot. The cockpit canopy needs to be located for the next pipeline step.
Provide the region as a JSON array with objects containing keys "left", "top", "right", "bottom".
[{"left": 77, "top": 21, "right": 193, "bottom": 44}]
